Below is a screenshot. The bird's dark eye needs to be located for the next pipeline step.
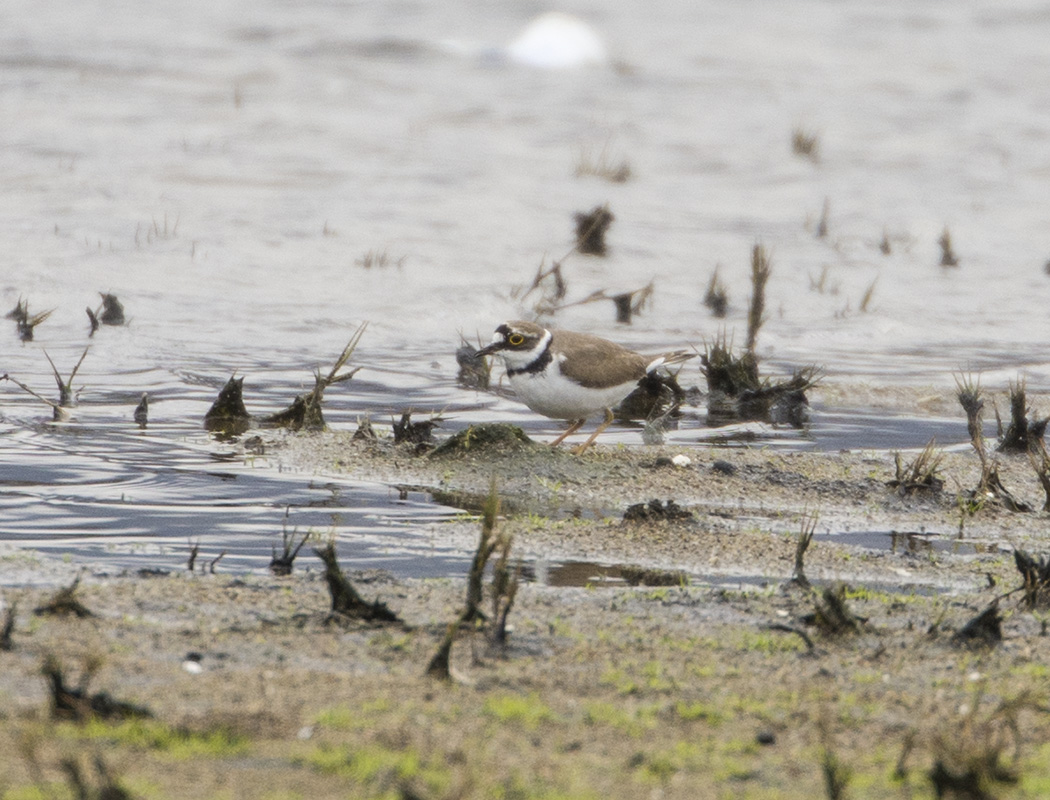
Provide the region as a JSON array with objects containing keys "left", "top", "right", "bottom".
[{"left": 507, "top": 333, "right": 525, "bottom": 346}]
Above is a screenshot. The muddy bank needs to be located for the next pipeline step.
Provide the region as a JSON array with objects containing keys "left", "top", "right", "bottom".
[
  {"left": 2, "top": 532, "right": 1049, "bottom": 799},
  {"left": 4, "top": 396, "right": 1050, "bottom": 798},
  {"left": 273, "top": 417, "right": 1049, "bottom": 592}
]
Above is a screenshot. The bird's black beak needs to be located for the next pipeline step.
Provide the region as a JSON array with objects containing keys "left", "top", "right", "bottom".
[{"left": 475, "top": 341, "right": 504, "bottom": 358}]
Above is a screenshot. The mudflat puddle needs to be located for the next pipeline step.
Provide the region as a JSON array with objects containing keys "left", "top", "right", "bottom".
[
  {"left": 528, "top": 559, "right": 764, "bottom": 590},
  {"left": 669, "top": 405, "right": 968, "bottom": 452},
  {"left": 814, "top": 530, "right": 1002, "bottom": 557},
  {"left": 528, "top": 554, "right": 961, "bottom": 595}
]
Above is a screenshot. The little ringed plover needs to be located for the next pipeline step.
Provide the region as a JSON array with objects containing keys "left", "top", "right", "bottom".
[{"left": 477, "top": 320, "right": 693, "bottom": 453}]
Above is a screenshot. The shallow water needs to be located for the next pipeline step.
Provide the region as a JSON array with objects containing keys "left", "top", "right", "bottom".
[
  {"left": 813, "top": 529, "right": 1000, "bottom": 557},
  {"left": 2, "top": 0, "right": 1049, "bottom": 581}
]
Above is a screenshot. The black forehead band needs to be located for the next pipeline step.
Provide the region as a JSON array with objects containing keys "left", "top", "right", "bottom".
[{"left": 496, "top": 324, "right": 513, "bottom": 338}]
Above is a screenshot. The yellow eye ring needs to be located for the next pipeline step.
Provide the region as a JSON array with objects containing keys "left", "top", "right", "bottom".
[{"left": 507, "top": 333, "right": 525, "bottom": 346}]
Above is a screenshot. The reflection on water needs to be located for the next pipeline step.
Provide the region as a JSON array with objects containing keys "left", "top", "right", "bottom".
[
  {"left": 0, "top": 418, "right": 468, "bottom": 580},
  {"left": 527, "top": 544, "right": 977, "bottom": 592}
]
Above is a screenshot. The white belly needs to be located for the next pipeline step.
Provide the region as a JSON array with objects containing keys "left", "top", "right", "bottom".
[{"left": 507, "top": 364, "right": 637, "bottom": 420}]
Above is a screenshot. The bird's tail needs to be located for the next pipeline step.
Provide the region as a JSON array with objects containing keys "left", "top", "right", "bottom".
[{"left": 645, "top": 350, "right": 696, "bottom": 373}]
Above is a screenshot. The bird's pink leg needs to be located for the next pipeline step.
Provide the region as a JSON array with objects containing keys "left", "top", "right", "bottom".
[
  {"left": 549, "top": 418, "right": 585, "bottom": 447},
  {"left": 571, "top": 408, "right": 614, "bottom": 455}
]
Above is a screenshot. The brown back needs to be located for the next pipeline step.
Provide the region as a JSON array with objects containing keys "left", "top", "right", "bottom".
[{"left": 551, "top": 329, "right": 648, "bottom": 388}]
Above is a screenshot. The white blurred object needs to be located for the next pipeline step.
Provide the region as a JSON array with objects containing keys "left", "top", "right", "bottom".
[{"left": 505, "top": 12, "right": 607, "bottom": 69}]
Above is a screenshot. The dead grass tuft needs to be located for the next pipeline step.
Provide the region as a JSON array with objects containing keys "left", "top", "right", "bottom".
[
  {"left": 425, "top": 622, "right": 458, "bottom": 681},
  {"left": 791, "top": 126, "right": 820, "bottom": 162},
  {"left": 703, "top": 266, "right": 729, "bottom": 318},
  {"left": 1030, "top": 442, "right": 1050, "bottom": 512},
  {"left": 701, "top": 334, "right": 821, "bottom": 427},
  {"left": 263, "top": 324, "right": 366, "bottom": 432},
  {"left": 1013, "top": 549, "right": 1050, "bottom": 610},
  {"left": 61, "top": 754, "right": 137, "bottom": 800},
  {"left": 808, "top": 265, "right": 838, "bottom": 295},
  {"left": 34, "top": 574, "right": 93, "bottom": 618},
  {"left": 879, "top": 229, "right": 892, "bottom": 255},
  {"left": 1, "top": 597, "right": 17, "bottom": 651},
  {"left": 889, "top": 438, "right": 944, "bottom": 495},
  {"left": 269, "top": 507, "right": 310, "bottom": 576},
  {"left": 816, "top": 197, "right": 830, "bottom": 238},
  {"left": 859, "top": 278, "right": 877, "bottom": 312},
  {"left": 515, "top": 259, "right": 568, "bottom": 317},
  {"left": 392, "top": 411, "right": 443, "bottom": 449},
  {"left": 955, "top": 374, "right": 1031, "bottom": 512},
  {"left": 821, "top": 747, "right": 852, "bottom": 800},
  {"left": 42, "top": 654, "right": 152, "bottom": 722},
  {"left": 460, "top": 481, "right": 503, "bottom": 625},
  {"left": 314, "top": 543, "right": 401, "bottom": 624},
  {"left": 952, "top": 603, "right": 1003, "bottom": 649},
  {"left": 939, "top": 227, "right": 959, "bottom": 267},
  {"left": 746, "top": 244, "right": 771, "bottom": 353},
  {"left": 806, "top": 584, "right": 865, "bottom": 637},
  {"left": 455, "top": 332, "right": 493, "bottom": 391},
  {"left": 8, "top": 296, "right": 54, "bottom": 341},
  {"left": 793, "top": 511, "right": 818, "bottom": 589},
  {"left": 426, "top": 482, "right": 520, "bottom": 675},
  {"left": 574, "top": 143, "right": 632, "bottom": 183},
  {"left": 355, "top": 249, "right": 405, "bottom": 269},
  {"left": 926, "top": 694, "right": 1038, "bottom": 798},
  {"left": 574, "top": 204, "right": 615, "bottom": 256},
  {"left": 996, "top": 379, "right": 1048, "bottom": 454}
]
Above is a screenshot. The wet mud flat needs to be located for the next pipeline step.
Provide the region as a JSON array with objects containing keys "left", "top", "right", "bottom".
[{"left": 4, "top": 422, "right": 1050, "bottom": 798}]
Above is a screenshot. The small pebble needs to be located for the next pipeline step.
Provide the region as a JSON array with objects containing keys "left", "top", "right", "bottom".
[
  {"left": 182, "top": 652, "right": 204, "bottom": 674},
  {"left": 653, "top": 455, "right": 691, "bottom": 469}
]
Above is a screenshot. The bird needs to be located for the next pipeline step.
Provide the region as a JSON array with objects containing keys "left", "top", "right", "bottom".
[{"left": 476, "top": 320, "right": 693, "bottom": 453}]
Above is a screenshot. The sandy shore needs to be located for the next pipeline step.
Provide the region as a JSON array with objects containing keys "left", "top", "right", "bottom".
[{"left": 3, "top": 397, "right": 1050, "bottom": 799}]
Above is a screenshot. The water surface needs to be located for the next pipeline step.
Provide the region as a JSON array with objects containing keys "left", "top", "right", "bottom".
[{"left": 3, "top": 0, "right": 1049, "bottom": 580}]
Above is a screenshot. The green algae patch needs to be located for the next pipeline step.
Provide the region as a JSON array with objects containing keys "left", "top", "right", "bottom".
[
  {"left": 482, "top": 692, "right": 557, "bottom": 730},
  {"left": 430, "top": 423, "right": 534, "bottom": 456},
  {"left": 62, "top": 718, "right": 250, "bottom": 759},
  {"left": 298, "top": 743, "right": 452, "bottom": 797}
]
